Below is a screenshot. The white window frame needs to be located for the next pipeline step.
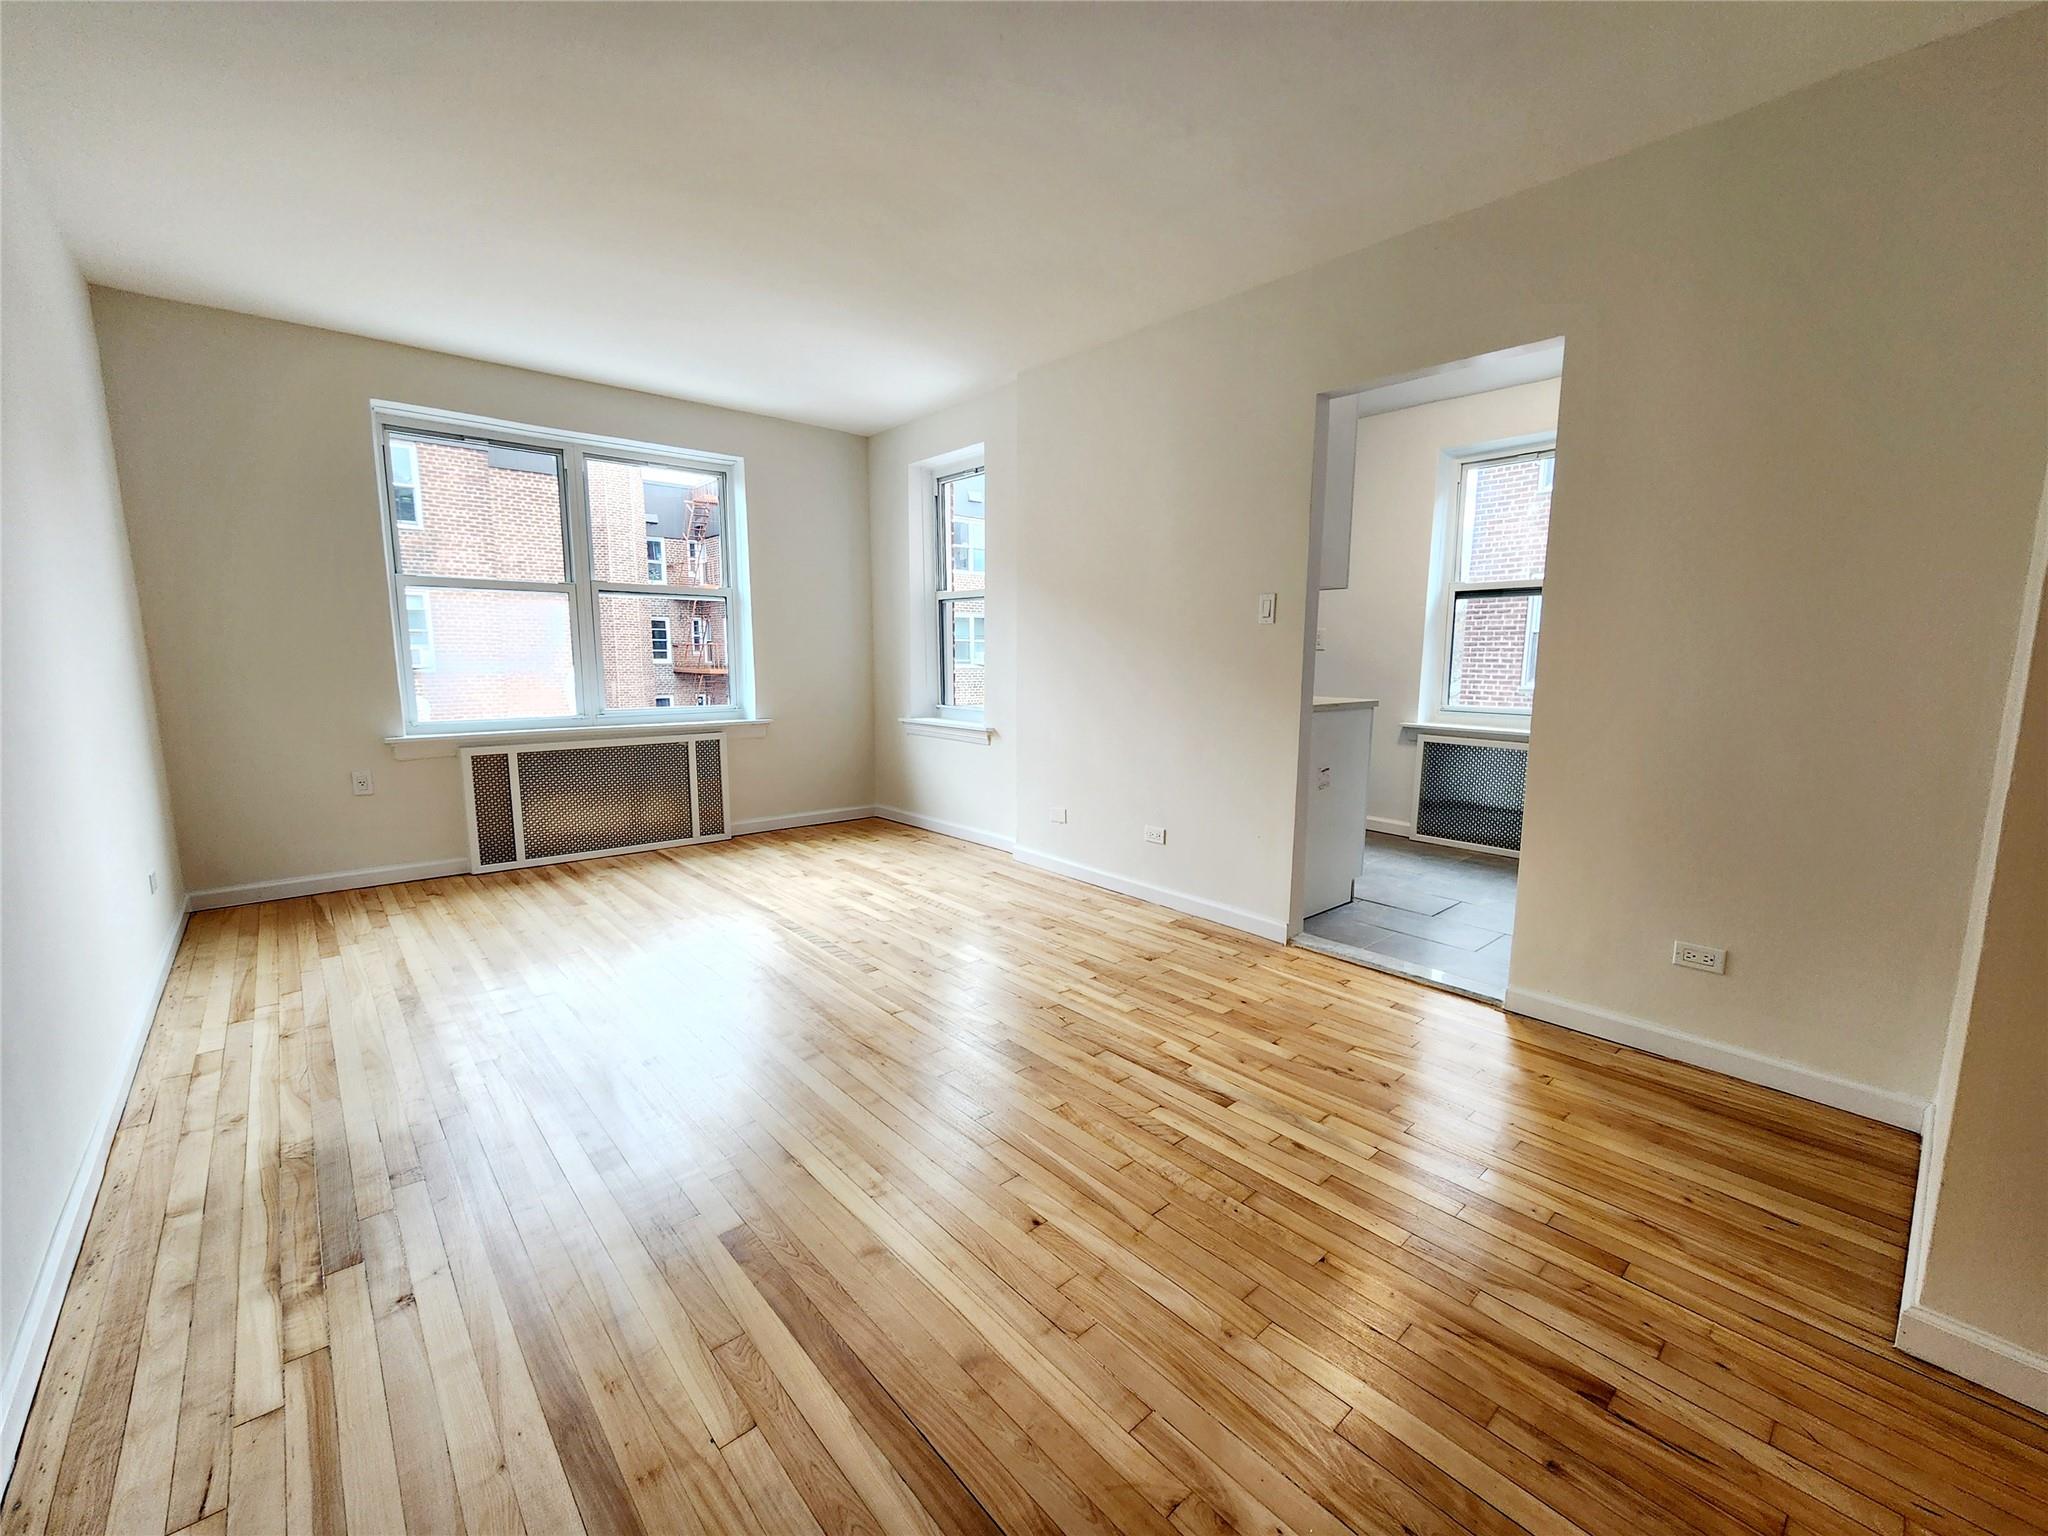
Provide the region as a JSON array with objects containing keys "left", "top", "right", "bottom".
[
  {"left": 931, "top": 457, "right": 987, "bottom": 721},
  {"left": 652, "top": 694, "right": 674, "bottom": 708},
  {"left": 389, "top": 439, "right": 423, "bottom": 525},
  {"left": 372, "top": 401, "right": 754, "bottom": 736},
  {"left": 649, "top": 615, "right": 670, "bottom": 661},
  {"left": 646, "top": 536, "right": 666, "bottom": 583},
  {"left": 1430, "top": 442, "right": 1552, "bottom": 720}
]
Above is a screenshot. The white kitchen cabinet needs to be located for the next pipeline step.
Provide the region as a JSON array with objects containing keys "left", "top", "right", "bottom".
[{"left": 1305, "top": 697, "right": 1375, "bottom": 916}]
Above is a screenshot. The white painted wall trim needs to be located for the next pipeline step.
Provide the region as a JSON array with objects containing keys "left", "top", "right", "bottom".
[
  {"left": 186, "top": 857, "right": 471, "bottom": 910},
  {"left": 1365, "top": 815, "right": 1414, "bottom": 837},
  {"left": 1, "top": 910, "right": 187, "bottom": 1490},
  {"left": 1504, "top": 985, "right": 1927, "bottom": 1130},
  {"left": 1896, "top": 1306, "right": 2048, "bottom": 1415},
  {"left": 897, "top": 716, "right": 994, "bottom": 744},
  {"left": 733, "top": 806, "right": 878, "bottom": 835},
  {"left": 1013, "top": 845, "right": 1289, "bottom": 943},
  {"left": 873, "top": 805, "right": 1016, "bottom": 854}
]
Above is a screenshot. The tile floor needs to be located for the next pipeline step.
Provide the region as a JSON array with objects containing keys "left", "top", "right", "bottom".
[{"left": 1300, "top": 831, "right": 1517, "bottom": 1001}]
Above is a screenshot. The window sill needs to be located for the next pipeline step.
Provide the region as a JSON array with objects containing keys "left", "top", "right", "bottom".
[
  {"left": 1400, "top": 719, "right": 1530, "bottom": 744},
  {"left": 386, "top": 717, "right": 770, "bottom": 760},
  {"left": 899, "top": 716, "right": 994, "bottom": 744}
]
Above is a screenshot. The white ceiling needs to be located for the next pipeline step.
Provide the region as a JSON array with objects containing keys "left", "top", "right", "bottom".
[{"left": 2, "top": 2, "right": 2015, "bottom": 435}]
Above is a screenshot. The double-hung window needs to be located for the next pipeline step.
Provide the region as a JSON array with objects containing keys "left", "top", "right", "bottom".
[
  {"left": 1442, "top": 446, "right": 1552, "bottom": 715},
  {"left": 933, "top": 464, "right": 987, "bottom": 717},
  {"left": 376, "top": 404, "right": 747, "bottom": 732}
]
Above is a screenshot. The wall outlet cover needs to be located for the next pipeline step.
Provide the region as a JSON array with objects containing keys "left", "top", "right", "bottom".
[
  {"left": 1144, "top": 825, "right": 1167, "bottom": 845},
  {"left": 1672, "top": 941, "right": 1726, "bottom": 974}
]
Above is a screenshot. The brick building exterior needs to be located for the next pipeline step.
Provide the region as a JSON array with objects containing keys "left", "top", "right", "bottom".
[
  {"left": 1448, "top": 452, "right": 1550, "bottom": 712},
  {"left": 395, "top": 437, "right": 728, "bottom": 722}
]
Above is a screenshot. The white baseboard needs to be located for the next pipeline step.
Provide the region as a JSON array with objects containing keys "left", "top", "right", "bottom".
[
  {"left": 1503, "top": 985, "right": 1927, "bottom": 1131},
  {"left": 872, "top": 805, "right": 1016, "bottom": 854},
  {"left": 733, "top": 805, "right": 878, "bottom": 836},
  {"left": 185, "top": 857, "right": 471, "bottom": 910},
  {"left": 1365, "top": 815, "right": 1414, "bottom": 837},
  {"left": 1896, "top": 1305, "right": 2048, "bottom": 1415},
  {"left": 1011, "top": 845, "right": 1288, "bottom": 943},
  {"left": 2, "top": 909, "right": 187, "bottom": 1489}
]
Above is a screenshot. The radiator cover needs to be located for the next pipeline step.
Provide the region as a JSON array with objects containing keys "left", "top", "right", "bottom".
[
  {"left": 459, "top": 733, "right": 731, "bottom": 872},
  {"left": 1412, "top": 734, "right": 1527, "bottom": 856}
]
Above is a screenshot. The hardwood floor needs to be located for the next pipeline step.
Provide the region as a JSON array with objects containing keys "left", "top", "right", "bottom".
[{"left": 6, "top": 819, "right": 2044, "bottom": 1535}]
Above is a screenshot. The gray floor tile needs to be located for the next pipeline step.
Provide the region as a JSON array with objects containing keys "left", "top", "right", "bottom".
[
  {"left": 1342, "top": 898, "right": 1501, "bottom": 951},
  {"left": 1349, "top": 875, "right": 1459, "bottom": 916}
]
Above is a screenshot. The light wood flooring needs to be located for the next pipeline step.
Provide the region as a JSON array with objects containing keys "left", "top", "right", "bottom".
[{"left": 5, "top": 819, "right": 2044, "bottom": 1535}]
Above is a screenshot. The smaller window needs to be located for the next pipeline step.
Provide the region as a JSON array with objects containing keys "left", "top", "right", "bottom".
[
  {"left": 695, "top": 692, "right": 709, "bottom": 706},
  {"left": 646, "top": 538, "right": 666, "bottom": 582},
  {"left": 649, "top": 616, "right": 670, "bottom": 660},
  {"left": 405, "top": 591, "right": 435, "bottom": 670},
  {"left": 952, "top": 609, "right": 987, "bottom": 666},
  {"left": 1522, "top": 594, "right": 1543, "bottom": 690},
  {"left": 1537, "top": 456, "right": 1556, "bottom": 494},
  {"left": 652, "top": 694, "right": 674, "bottom": 708},
  {"left": 690, "top": 615, "right": 707, "bottom": 646},
  {"left": 389, "top": 440, "right": 422, "bottom": 525}
]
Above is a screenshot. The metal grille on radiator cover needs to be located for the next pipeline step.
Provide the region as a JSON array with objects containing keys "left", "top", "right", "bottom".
[
  {"left": 469, "top": 752, "right": 518, "bottom": 866},
  {"left": 516, "top": 741, "right": 696, "bottom": 859},
  {"left": 1416, "top": 739, "right": 1526, "bottom": 852},
  {"left": 693, "top": 736, "right": 725, "bottom": 836}
]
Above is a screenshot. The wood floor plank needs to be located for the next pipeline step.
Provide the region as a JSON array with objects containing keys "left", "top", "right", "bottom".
[{"left": 5, "top": 821, "right": 2043, "bottom": 1534}]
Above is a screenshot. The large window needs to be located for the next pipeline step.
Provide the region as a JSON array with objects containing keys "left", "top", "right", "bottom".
[
  {"left": 934, "top": 464, "right": 986, "bottom": 716},
  {"left": 376, "top": 405, "right": 747, "bottom": 733},
  {"left": 1442, "top": 447, "right": 1552, "bottom": 715}
]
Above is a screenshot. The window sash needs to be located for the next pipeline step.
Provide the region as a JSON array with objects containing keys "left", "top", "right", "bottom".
[
  {"left": 1438, "top": 442, "right": 1553, "bottom": 719},
  {"left": 376, "top": 407, "right": 748, "bottom": 734},
  {"left": 931, "top": 463, "right": 987, "bottom": 719}
]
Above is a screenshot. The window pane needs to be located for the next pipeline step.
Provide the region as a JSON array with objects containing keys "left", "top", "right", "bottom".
[
  {"left": 941, "top": 596, "right": 985, "bottom": 708},
  {"left": 391, "top": 434, "right": 566, "bottom": 581},
  {"left": 941, "top": 471, "right": 985, "bottom": 595},
  {"left": 587, "top": 456, "right": 724, "bottom": 589},
  {"left": 1458, "top": 453, "right": 1551, "bottom": 584},
  {"left": 1448, "top": 592, "right": 1537, "bottom": 713},
  {"left": 598, "top": 592, "right": 730, "bottom": 710},
  {"left": 402, "top": 586, "right": 575, "bottom": 723}
]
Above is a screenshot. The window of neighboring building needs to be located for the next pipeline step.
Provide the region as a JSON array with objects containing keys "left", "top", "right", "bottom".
[
  {"left": 933, "top": 463, "right": 987, "bottom": 718},
  {"left": 389, "top": 440, "right": 423, "bottom": 525},
  {"left": 1441, "top": 446, "right": 1552, "bottom": 716},
  {"left": 376, "top": 406, "right": 748, "bottom": 732},
  {"left": 405, "top": 590, "right": 435, "bottom": 670}
]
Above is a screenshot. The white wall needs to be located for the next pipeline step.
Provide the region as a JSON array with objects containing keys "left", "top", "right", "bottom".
[
  {"left": 0, "top": 149, "right": 186, "bottom": 1448},
  {"left": 867, "top": 386, "right": 1018, "bottom": 846},
  {"left": 998, "top": 10, "right": 2044, "bottom": 1107},
  {"left": 1899, "top": 495, "right": 2048, "bottom": 1409},
  {"left": 89, "top": 292, "right": 875, "bottom": 899},
  {"left": 1316, "top": 378, "right": 1559, "bottom": 831}
]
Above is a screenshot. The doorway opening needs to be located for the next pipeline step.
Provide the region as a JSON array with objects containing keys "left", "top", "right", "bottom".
[{"left": 1290, "top": 339, "right": 1563, "bottom": 1003}]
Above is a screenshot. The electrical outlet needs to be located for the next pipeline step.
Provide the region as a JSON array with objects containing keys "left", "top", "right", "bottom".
[
  {"left": 1256, "top": 593, "right": 1277, "bottom": 625},
  {"left": 1144, "top": 825, "right": 1167, "bottom": 845},
  {"left": 1672, "top": 941, "right": 1725, "bottom": 974},
  {"left": 1315, "top": 626, "right": 1328, "bottom": 652},
  {"left": 350, "top": 770, "right": 375, "bottom": 797},
  {"left": 147, "top": 871, "right": 159, "bottom": 895},
  {"left": 1049, "top": 807, "right": 1068, "bottom": 824}
]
